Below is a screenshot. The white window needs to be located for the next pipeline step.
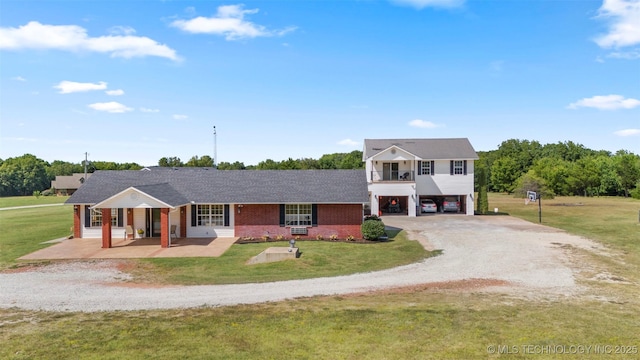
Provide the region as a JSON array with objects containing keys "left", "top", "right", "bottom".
[
  {"left": 197, "top": 204, "right": 224, "bottom": 226},
  {"left": 90, "top": 208, "right": 119, "bottom": 227},
  {"left": 285, "top": 204, "right": 312, "bottom": 226},
  {"left": 421, "top": 161, "right": 431, "bottom": 175},
  {"left": 454, "top": 160, "right": 464, "bottom": 175}
]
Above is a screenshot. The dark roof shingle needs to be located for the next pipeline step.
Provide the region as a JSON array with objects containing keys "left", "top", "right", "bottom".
[
  {"left": 66, "top": 168, "right": 369, "bottom": 206},
  {"left": 364, "top": 138, "right": 478, "bottom": 160}
]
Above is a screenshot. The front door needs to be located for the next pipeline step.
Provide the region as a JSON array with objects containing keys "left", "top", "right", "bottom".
[
  {"left": 146, "top": 209, "right": 162, "bottom": 237},
  {"left": 383, "top": 163, "right": 399, "bottom": 181}
]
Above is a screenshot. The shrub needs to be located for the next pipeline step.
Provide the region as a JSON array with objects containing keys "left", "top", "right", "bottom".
[
  {"left": 316, "top": 234, "right": 324, "bottom": 241},
  {"left": 364, "top": 214, "right": 382, "bottom": 222},
  {"left": 346, "top": 235, "right": 355, "bottom": 241},
  {"left": 330, "top": 234, "right": 338, "bottom": 241},
  {"left": 361, "top": 219, "right": 385, "bottom": 240},
  {"left": 275, "top": 234, "right": 285, "bottom": 241}
]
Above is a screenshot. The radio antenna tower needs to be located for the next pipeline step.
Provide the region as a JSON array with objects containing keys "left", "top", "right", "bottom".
[{"left": 213, "top": 126, "right": 217, "bottom": 168}]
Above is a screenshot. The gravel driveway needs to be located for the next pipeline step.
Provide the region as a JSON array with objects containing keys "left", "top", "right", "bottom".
[{"left": 0, "top": 216, "right": 605, "bottom": 312}]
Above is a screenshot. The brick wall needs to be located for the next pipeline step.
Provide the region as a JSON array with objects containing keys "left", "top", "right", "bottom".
[
  {"left": 101, "top": 208, "right": 112, "bottom": 248},
  {"left": 160, "top": 208, "right": 169, "bottom": 248},
  {"left": 235, "top": 204, "right": 363, "bottom": 239},
  {"left": 73, "top": 205, "right": 81, "bottom": 238}
]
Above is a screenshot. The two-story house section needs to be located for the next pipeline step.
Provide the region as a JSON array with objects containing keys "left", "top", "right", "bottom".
[{"left": 363, "top": 138, "right": 479, "bottom": 217}]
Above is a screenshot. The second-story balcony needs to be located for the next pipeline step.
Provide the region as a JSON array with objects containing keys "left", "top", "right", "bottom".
[{"left": 370, "top": 170, "right": 415, "bottom": 182}]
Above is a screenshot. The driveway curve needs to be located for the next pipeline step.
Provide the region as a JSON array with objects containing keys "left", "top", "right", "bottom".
[{"left": 0, "top": 216, "right": 605, "bottom": 312}]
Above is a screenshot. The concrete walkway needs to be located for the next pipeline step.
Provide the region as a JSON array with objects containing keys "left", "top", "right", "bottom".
[
  {"left": 0, "top": 203, "right": 64, "bottom": 211},
  {"left": 19, "top": 236, "right": 238, "bottom": 260}
]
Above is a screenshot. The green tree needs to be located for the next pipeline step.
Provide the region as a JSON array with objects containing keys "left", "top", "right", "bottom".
[
  {"left": 531, "top": 157, "right": 571, "bottom": 196},
  {"left": 0, "top": 154, "right": 50, "bottom": 196},
  {"left": 158, "top": 157, "right": 183, "bottom": 167},
  {"left": 475, "top": 163, "right": 489, "bottom": 214},
  {"left": 217, "top": 161, "right": 247, "bottom": 170},
  {"left": 567, "top": 157, "right": 601, "bottom": 196},
  {"left": 490, "top": 157, "right": 521, "bottom": 193},
  {"left": 185, "top": 155, "right": 214, "bottom": 167},
  {"left": 614, "top": 150, "right": 640, "bottom": 197}
]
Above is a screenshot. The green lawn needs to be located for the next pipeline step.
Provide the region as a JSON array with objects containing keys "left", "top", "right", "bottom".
[
  {"left": 0, "top": 195, "right": 68, "bottom": 208},
  {"left": 134, "top": 233, "right": 431, "bottom": 285},
  {"left": 2, "top": 194, "right": 639, "bottom": 359},
  {"left": 0, "top": 206, "right": 73, "bottom": 269}
]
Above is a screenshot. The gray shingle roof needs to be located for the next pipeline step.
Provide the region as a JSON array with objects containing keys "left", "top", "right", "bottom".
[
  {"left": 66, "top": 168, "right": 369, "bottom": 206},
  {"left": 51, "top": 173, "right": 92, "bottom": 190},
  {"left": 363, "top": 138, "right": 479, "bottom": 160}
]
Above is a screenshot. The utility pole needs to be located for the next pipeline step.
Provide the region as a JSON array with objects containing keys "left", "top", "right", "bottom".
[
  {"left": 213, "top": 126, "right": 217, "bottom": 168},
  {"left": 83, "top": 152, "right": 89, "bottom": 183}
]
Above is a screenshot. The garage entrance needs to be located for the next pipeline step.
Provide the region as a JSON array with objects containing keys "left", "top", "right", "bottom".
[
  {"left": 378, "top": 196, "right": 409, "bottom": 215},
  {"left": 419, "top": 195, "right": 467, "bottom": 214}
]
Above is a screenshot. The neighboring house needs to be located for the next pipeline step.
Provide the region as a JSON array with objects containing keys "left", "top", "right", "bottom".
[
  {"left": 50, "top": 173, "right": 92, "bottom": 196},
  {"left": 363, "top": 138, "right": 479, "bottom": 216},
  {"left": 65, "top": 168, "right": 368, "bottom": 248}
]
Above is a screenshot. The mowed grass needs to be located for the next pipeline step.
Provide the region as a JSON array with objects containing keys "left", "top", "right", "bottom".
[
  {"left": 0, "top": 195, "right": 68, "bottom": 208},
  {"left": 2, "top": 195, "right": 640, "bottom": 359},
  {"left": 0, "top": 205, "right": 73, "bottom": 269},
  {"left": 2, "top": 293, "right": 638, "bottom": 360},
  {"left": 134, "top": 232, "right": 431, "bottom": 285}
]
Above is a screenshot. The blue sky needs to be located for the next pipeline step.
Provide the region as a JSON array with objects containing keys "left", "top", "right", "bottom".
[{"left": 1, "top": 0, "right": 639, "bottom": 166}]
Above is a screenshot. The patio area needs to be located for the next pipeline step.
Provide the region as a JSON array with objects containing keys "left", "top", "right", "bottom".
[{"left": 19, "top": 236, "right": 238, "bottom": 260}]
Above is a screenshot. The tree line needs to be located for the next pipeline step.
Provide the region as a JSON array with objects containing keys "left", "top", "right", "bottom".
[
  {"left": 1, "top": 142, "right": 638, "bottom": 199},
  {"left": 478, "top": 139, "right": 640, "bottom": 199}
]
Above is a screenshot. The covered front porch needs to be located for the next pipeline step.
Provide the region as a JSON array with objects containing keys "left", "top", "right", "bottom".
[{"left": 19, "top": 236, "right": 238, "bottom": 260}]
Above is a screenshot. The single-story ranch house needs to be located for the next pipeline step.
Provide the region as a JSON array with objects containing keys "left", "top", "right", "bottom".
[{"left": 66, "top": 168, "right": 369, "bottom": 248}]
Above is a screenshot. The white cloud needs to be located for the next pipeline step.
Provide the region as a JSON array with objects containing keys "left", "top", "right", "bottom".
[
  {"left": 105, "top": 89, "right": 124, "bottom": 96},
  {"left": 594, "top": 0, "right": 640, "bottom": 48},
  {"left": 409, "top": 119, "right": 440, "bottom": 128},
  {"left": 567, "top": 94, "right": 640, "bottom": 110},
  {"left": 54, "top": 80, "right": 107, "bottom": 94},
  {"left": 88, "top": 101, "right": 133, "bottom": 113},
  {"left": 173, "top": 114, "right": 188, "bottom": 120},
  {"left": 338, "top": 138, "right": 360, "bottom": 146},
  {"left": 140, "top": 107, "right": 160, "bottom": 113},
  {"left": 0, "top": 21, "right": 180, "bottom": 61},
  {"left": 390, "top": 0, "right": 465, "bottom": 9},
  {"left": 171, "top": 4, "right": 296, "bottom": 40},
  {"left": 607, "top": 49, "right": 640, "bottom": 59},
  {"left": 614, "top": 128, "right": 640, "bottom": 136},
  {"left": 12, "top": 76, "right": 26, "bottom": 81},
  {"left": 108, "top": 25, "right": 136, "bottom": 36}
]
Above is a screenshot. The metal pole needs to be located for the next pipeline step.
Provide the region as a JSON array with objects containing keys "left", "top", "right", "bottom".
[
  {"left": 538, "top": 193, "right": 542, "bottom": 223},
  {"left": 213, "top": 126, "right": 217, "bottom": 168},
  {"left": 84, "top": 152, "right": 88, "bottom": 181}
]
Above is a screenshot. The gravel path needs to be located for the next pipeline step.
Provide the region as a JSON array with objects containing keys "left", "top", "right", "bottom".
[{"left": 0, "top": 216, "right": 605, "bottom": 312}]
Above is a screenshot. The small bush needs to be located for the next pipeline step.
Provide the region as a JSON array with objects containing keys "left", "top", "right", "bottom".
[
  {"left": 364, "top": 214, "right": 382, "bottom": 222},
  {"left": 361, "top": 219, "right": 386, "bottom": 240},
  {"left": 630, "top": 186, "right": 640, "bottom": 199},
  {"left": 330, "top": 234, "right": 338, "bottom": 241},
  {"left": 346, "top": 235, "right": 355, "bottom": 241},
  {"left": 316, "top": 234, "right": 324, "bottom": 241}
]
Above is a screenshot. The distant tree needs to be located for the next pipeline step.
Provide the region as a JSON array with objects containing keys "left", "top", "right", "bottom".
[
  {"left": 475, "top": 163, "right": 489, "bottom": 214},
  {"left": 158, "top": 157, "right": 183, "bottom": 167},
  {"left": 513, "top": 170, "right": 553, "bottom": 198},
  {"left": 217, "top": 161, "right": 247, "bottom": 170},
  {"left": 614, "top": 150, "right": 640, "bottom": 197},
  {"left": 185, "top": 155, "right": 214, "bottom": 167},
  {"left": 567, "top": 157, "right": 601, "bottom": 196},
  {"left": 47, "top": 160, "right": 82, "bottom": 179},
  {"left": 256, "top": 159, "right": 280, "bottom": 170},
  {"left": 531, "top": 157, "right": 571, "bottom": 196},
  {"left": 490, "top": 157, "right": 521, "bottom": 193},
  {"left": 0, "top": 154, "right": 50, "bottom": 196}
]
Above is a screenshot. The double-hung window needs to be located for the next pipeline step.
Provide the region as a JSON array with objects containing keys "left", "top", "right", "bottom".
[
  {"left": 453, "top": 160, "right": 464, "bottom": 175},
  {"left": 421, "top": 161, "right": 431, "bottom": 175},
  {"left": 89, "top": 208, "right": 119, "bottom": 227},
  {"left": 197, "top": 204, "right": 224, "bottom": 226},
  {"left": 285, "top": 204, "right": 312, "bottom": 226}
]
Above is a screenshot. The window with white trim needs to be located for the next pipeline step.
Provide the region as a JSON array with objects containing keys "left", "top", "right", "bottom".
[
  {"left": 197, "top": 204, "right": 224, "bottom": 226},
  {"left": 285, "top": 204, "right": 312, "bottom": 226},
  {"left": 453, "top": 160, "right": 464, "bottom": 175},
  {"left": 90, "top": 208, "right": 119, "bottom": 227},
  {"left": 421, "top": 161, "right": 431, "bottom": 175}
]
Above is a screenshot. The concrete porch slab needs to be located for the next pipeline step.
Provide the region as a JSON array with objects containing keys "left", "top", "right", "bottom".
[{"left": 18, "top": 237, "right": 238, "bottom": 260}]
